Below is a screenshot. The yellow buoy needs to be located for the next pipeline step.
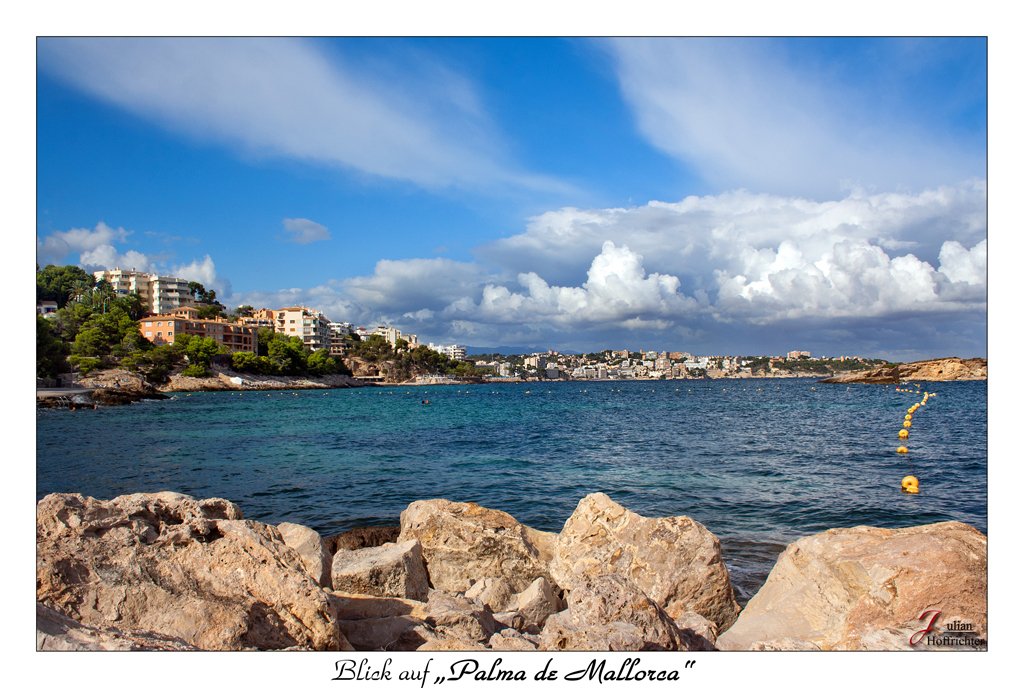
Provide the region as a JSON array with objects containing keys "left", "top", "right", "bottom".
[
  {"left": 897, "top": 446, "right": 909, "bottom": 454},
  {"left": 904, "top": 421, "right": 912, "bottom": 428},
  {"left": 899, "top": 429, "right": 909, "bottom": 439},
  {"left": 905, "top": 414, "right": 913, "bottom": 421},
  {"left": 902, "top": 475, "right": 919, "bottom": 489}
]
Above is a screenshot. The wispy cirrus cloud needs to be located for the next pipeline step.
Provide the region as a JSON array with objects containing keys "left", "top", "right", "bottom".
[
  {"left": 37, "top": 37, "right": 570, "bottom": 194},
  {"left": 601, "top": 38, "right": 986, "bottom": 199}
]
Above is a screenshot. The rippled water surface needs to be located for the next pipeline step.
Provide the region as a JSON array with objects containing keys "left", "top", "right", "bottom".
[{"left": 37, "top": 379, "right": 987, "bottom": 604}]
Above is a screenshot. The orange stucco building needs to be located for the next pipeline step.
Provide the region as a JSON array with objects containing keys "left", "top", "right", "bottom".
[{"left": 138, "top": 307, "right": 256, "bottom": 353}]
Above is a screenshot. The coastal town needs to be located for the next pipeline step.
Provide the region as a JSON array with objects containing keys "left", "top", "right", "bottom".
[{"left": 36, "top": 266, "right": 898, "bottom": 387}]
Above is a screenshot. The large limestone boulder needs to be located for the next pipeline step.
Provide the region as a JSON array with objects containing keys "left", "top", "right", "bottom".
[
  {"left": 36, "top": 492, "right": 344, "bottom": 651},
  {"left": 550, "top": 493, "right": 740, "bottom": 631},
  {"left": 538, "top": 574, "right": 698, "bottom": 651},
  {"left": 717, "top": 522, "right": 987, "bottom": 651},
  {"left": 331, "top": 540, "right": 430, "bottom": 602},
  {"left": 398, "top": 499, "right": 557, "bottom": 594},
  {"left": 277, "top": 522, "right": 333, "bottom": 588}
]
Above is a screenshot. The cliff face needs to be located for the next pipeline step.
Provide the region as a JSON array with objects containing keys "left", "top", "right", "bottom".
[
  {"left": 819, "top": 357, "right": 986, "bottom": 384},
  {"left": 818, "top": 366, "right": 900, "bottom": 385},
  {"left": 898, "top": 357, "right": 986, "bottom": 381}
]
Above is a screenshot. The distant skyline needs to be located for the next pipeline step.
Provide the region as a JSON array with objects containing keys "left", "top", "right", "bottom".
[{"left": 36, "top": 37, "right": 987, "bottom": 360}]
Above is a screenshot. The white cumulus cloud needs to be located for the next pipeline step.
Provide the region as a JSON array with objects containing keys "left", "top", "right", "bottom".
[
  {"left": 168, "top": 255, "right": 232, "bottom": 299},
  {"left": 469, "top": 241, "right": 698, "bottom": 329},
  {"left": 37, "top": 221, "right": 133, "bottom": 268}
]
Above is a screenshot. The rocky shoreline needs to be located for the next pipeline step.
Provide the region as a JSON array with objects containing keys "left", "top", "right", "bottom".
[
  {"left": 820, "top": 357, "right": 987, "bottom": 384},
  {"left": 36, "top": 491, "right": 986, "bottom": 651}
]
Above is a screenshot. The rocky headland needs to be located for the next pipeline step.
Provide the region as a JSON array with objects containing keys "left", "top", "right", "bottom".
[
  {"left": 43, "top": 366, "right": 369, "bottom": 409},
  {"left": 36, "top": 491, "right": 986, "bottom": 651},
  {"left": 820, "top": 357, "right": 986, "bottom": 384}
]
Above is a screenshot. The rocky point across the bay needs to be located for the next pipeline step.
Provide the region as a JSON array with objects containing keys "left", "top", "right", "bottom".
[{"left": 36, "top": 491, "right": 986, "bottom": 651}]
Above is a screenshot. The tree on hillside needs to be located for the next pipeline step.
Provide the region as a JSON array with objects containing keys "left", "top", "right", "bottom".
[
  {"left": 180, "top": 334, "right": 225, "bottom": 376},
  {"left": 37, "top": 316, "right": 70, "bottom": 379},
  {"left": 268, "top": 336, "right": 308, "bottom": 375},
  {"left": 352, "top": 334, "right": 393, "bottom": 362},
  {"left": 36, "top": 264, "right": 95, "bottom": 309},
  {"left": 188, "top": 281, "right": 221, "bottom": 306},
  {"left": 195, "top": 303, "right": 225, "bottom": 320}
]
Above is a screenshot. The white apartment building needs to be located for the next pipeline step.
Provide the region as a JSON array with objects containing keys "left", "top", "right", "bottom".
[
  {"left": 371, "top": 325, "right": 403, "bottom": 348},
  {"left": 428, "top": 343, "right": 466, "bottom": 361},
  {"left": 328, "top": 322, "right": 353, "bottom": 357},
  {"left": 273, "top": 306, "right": 330, "bottom": 351},
  {"left": 93, "top": 268, "right": 196, "bottom": 314},
  {"left": 524, "top": 355, "right": 547, "bottom": 370}
]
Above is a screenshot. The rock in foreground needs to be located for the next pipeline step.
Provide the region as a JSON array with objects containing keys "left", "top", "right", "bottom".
[
  {"left": 551, "top": 493, "right": 741, "bottom": 631},
  {"left": 398, "top": 499, "right": 557, "bottom": 595},
  {"left": 331, "top": 540, "right": 430, "bottom": 602},
  {"left": 277, "top": 521, "right": 333, "bottom": 588},
  {"left": 717, "top": 521, "right": 987, "bottom": 650},
  {"left": 37, "top": 603, "right": 200, "bottom": 651},
  {"left": 36, "top": 492, "right": 345, "bottom": 651},
  {"left": 539, "top": 575, "right": 702, "bottom": 651}
]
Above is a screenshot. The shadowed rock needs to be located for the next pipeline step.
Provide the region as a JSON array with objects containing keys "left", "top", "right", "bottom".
[
  {"left": 326, "top": 526, "right": 401, "bottom": 554},
  {"left": 538, "top": 574, "right": 702, "bottom": 651},
  {"left": 423, "top": 590, "right": 497, "bottom": 644}
]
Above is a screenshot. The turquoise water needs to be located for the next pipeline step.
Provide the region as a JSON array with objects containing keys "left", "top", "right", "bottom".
[{"left": 36, "top": 379, "right": 987, "bottom": 603}]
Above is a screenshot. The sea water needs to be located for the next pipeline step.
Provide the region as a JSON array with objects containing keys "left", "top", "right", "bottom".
[{"left": 36, "top": 378, "right": 987, "bottom": 603}]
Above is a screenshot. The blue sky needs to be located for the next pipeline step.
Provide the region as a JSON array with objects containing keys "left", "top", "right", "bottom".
[{"left": 36, "top": 37, "right": 987, "bottom": 359}]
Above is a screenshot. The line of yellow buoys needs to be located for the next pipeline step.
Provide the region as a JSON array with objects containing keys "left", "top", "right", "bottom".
[{"left": 898, "top": 389, "right": 936, "bottom": 494}]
